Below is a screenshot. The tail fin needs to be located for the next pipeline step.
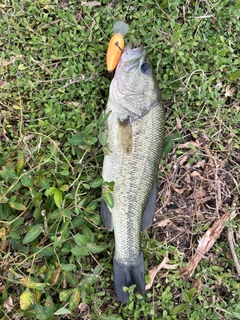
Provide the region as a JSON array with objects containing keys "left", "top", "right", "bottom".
[{"left": 113, "top": 251, "right": 145, "bottom": 303}]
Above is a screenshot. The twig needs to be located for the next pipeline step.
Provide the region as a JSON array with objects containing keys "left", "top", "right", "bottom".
[
  {"left": 146, "top": 257, "right": 178, "bottom": 290},
  {"left": 227, "top": 227, "right": 240, "bottom": 277},
  {"left": 179, "top": 211, "right": 237, "bottom": 279}
]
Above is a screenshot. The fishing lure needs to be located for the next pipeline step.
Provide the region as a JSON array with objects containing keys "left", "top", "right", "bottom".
[{"left": 106, "top": 21, "right": 129, "bottom": 73}]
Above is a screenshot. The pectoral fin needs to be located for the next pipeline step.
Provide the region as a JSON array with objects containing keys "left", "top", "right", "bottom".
[
  {"left": 101, "top": 200, "right": 113, "bottom": 231},
  {"left": 142, "top": 181, "right": 157, "bottom": 230},
  {"left": 117, "top": 114, "right": 132, "bottom": 154}
]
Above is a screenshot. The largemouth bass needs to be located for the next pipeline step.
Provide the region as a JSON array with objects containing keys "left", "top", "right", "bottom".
[{"left": 101, "top": 44, "right": 165, "bottom": 303}]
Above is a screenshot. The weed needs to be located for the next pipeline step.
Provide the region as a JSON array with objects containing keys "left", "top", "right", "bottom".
[{"left": 0, "top": 0, "right": 239, "bottom": 319}]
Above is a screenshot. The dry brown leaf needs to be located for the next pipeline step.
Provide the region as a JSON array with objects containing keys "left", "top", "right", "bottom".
[
  {"left": 176, "top": 117, "right": 182, "bottom": 129},
  {"left": 71, "top": 101, "right": 79, "bottom": 107},
  {"left": 51, "top": 267, "right": 61, "bottom": 286},
  {"left": 178, "top": 141, "right": 200, "bottom": 149},
  {"left": 179, "top": 211, "right": 237, "bottom": 279},
  {"left": 225, "top": 84, "right": 234, "bottom": 97},
  {"left": 194, "top": 160, "right": 206, "bottom": 168},
  {"left": 81, "top": 1, "right": 100, "bottom": 6},
  {"left": 0, "top": 285, "right": 5, "bottom": 293},
  {"left": 189, "top": 189, "right": 206, "bottom": 200},
  {"left": 0, "top": 58, "right": 15, "bottom": 66},
  {"left": 78, "top": 302, "right": 89, "bottom": 313},
  {"left": 0, "top": 80, "right": 9, "bottom": 88},
  {"left": 4, "top": 295, "right": 13, "bottom": 312},
  {"left": 192, "top": 277, "right": 202, "bottom": 292},
  {"left": 146, "top": 257, "right": 168, "bottom": 290},
  {"left": 153, "top": 218, "right": 171, "bottom": 227},
  {"left": 179, "top": 155, "right": 189, "bottom": 166},
  {"left": 173, "top": 187, "right": 186, "bottom": 194},
  {"left": 190, "top": 171, "right": 202, "bottom": 178},
  {"left": 159, "top": 271, "right": 169, "bottom": 279},
  {"left": 184, "top": 173, "right": 191, "bottom": 183},
  {"left": 146, "top": 257, "right": 178, "bottom": 290}
]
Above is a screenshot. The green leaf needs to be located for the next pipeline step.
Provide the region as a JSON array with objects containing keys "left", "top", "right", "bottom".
[
  {"left": 135, "top": 293, "right": 144, "bottom": 300},
  {"left": 54, "top": 189, "right": 62, "bottom": 208},
  {"left": 72, "top": 216, "right": 85, "bottom": 228},
  {"left": 82, "top": 225, "right": 93, "bottom": 239},
  {"left": 22, "top": 224, "right": 43, "bottom": 244},
  {"left": 103, "top": 181, "right": 115, "bottom": 191},
  {"left": 81, "top": 276, "right": 98, "bottom": 292},
  {"left": 54, "top": 307, "right": 71, "bottom": 315},
  {"left": 9, "top": 202, "right": 27, "bottom": 211},
  {"left": 60, "top": 209, "right": 71, "bottom": 219},
  {"left": 173, "top": 303, "right": 188, "bottom": 315},
  {"left": 188, "top": 143, "right": 196, "bottom": 150},
  {"left": 8, "top": 231, "right": 21, "bottom": 240},
  {"left": 90, "top": 177, "right": 103, "bottom": 188},
  {"left": 60, "top": 264, "right": 77, "bottom": 272},
  {"left": 69, "top": 287, "right": 81, "bottom": 311},
  {"left": 98, "top": 111, "right": 111, "bottom": 126},
  {"left": 70, "top": 133, "right": 85, "bottom": 146},
  {"left": 187, "top": 287, "right": 196, "bottom": 301},
  {"left": 86, "top": 201, "right": 98, "bottom": 212},
  {"left": 99, "top": 315, "right": 123, "bottom": 320},
  {"left": 20, "top": 277, "right": 46, "bottom": 290},
  {"left": 45, "top": 187, "right": 57, "bottom": 197},
  {"left": 74, "top": 234, "right": 89, "bottom": 246},
  {"left": 71, "top": 246, "right": 89, "bottom": 257},
  {"left": 59, "top": 289, "right": 73, "bottom": 302},
  {"left": 232, "top": 312, "right": 240, "bottom": 319},
  {"left": 11, "top": 217, "right": 24, "bottom": 229},
  {"left": 59, "top": 169, "right": 70, "bottom": 176},
  {"left": 44, "top": 295, "right": 55, "bottom": 312},
  {"left": 34, "top": 305, "right": 47, "bottom": 318},
  {"left": 20, "top": 288, "right": 33, "bottom": 310},
  {"left": 17, "top": 152, "right": 25, "bottom": 173},
  {"left": 163, "top": 140, "right": 174, "bottom": 155},
  {"left": 21, "top": 175, "right": 34, "bottom": 187},
  {"left": 35, "top": 247, "right": 55, "bottom": 257},
  {"left": 102, "top": 190, "right": 114, "bottom": 208},
  {"left": 163, "top": 133, "right": 184, "bottom": 155},
  {"left": 84, "top": 123, "right": 95, "bottom": 135},
  {"left": 18, "top": 63, "right": 27, "bottom": 70},
  {"left": 84, "top": 135, "right": 98, "bottom": 145},
  {"left": 229, "top": 69, "right": 240, "bottom": 80},
  {"left": 98, "top": 131, "right": 108, "bottom": 146},
  {"left": 87, "top": 243, "right": 108, "bottom": 253},
  {"left": 0, "top": 166, "right": 18, "bottom": 181},
  {"left": 59, "top": 184, "right": 69, "bottom": 192}
]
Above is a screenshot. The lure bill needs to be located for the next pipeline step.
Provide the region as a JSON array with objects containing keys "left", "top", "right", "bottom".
[{"left": 106, "top": 21, "right": 129, "bottom": 73}]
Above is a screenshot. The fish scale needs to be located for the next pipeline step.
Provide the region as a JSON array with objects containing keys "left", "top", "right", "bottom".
[{"left": 101, "top": 44, "right": 165, "bottom": 303}]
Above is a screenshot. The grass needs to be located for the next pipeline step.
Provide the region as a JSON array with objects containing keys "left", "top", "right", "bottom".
[{"left": 0, "top": 0, "right": 239, "bottom": 319}]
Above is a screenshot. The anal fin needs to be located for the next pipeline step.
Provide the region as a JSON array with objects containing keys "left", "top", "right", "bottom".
[
  {"left": 101, "top": 200, "right": 113, "bottom": 231},
  {"left": 142, "top": 181, "right": 157, "bottom": 230}
]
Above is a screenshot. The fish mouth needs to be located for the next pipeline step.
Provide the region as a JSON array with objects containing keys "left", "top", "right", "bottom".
[{"left": 119, "top": 43, "right": 146, "bottom": 73}]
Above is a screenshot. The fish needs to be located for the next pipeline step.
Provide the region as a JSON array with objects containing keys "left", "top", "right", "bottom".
[
  {"left": 106, "top": 21, "right": 129, "bottom": 73},
  {"left": 101, "top": 43, "right": 165, "bottom": 303}
]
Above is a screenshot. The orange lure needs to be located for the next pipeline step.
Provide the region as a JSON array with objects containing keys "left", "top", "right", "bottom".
[{"left": 106, "top": 21, "right": 129, "bottom": 73}]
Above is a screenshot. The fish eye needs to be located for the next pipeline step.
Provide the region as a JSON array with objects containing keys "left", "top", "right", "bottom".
[{"left": 140, "top": 63, "right": 152, "bottom": 75}]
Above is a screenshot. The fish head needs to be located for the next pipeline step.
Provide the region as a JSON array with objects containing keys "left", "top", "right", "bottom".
[{"left": 110, "top": 43, "right": 160, "bottom": 118}]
